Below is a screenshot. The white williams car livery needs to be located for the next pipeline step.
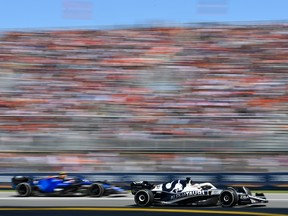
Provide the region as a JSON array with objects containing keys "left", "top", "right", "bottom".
[{"left": 131, "top": 177, "right": 268, "bottom": 207}]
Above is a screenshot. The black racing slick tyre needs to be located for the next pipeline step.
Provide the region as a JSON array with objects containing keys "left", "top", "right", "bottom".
[
  {"left": 89, "top": 183, "right": 105, "bottom": 197},
  {"left": 134, "top": 189, "right": 154, "bottom": 207},
  {"left": 16, "top": 182, "right": 32, "bottom": 197},
  {"left": 219, "top": 189, "right": 238, "bottom": 207}
]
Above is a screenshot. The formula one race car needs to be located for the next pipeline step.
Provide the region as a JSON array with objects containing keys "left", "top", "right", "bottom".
[
  {"left": 131, "top": 177, "right": 268, "bottom": 207},
  {"left": 12, "top": 175, "right": 126, "bottom": 197}
]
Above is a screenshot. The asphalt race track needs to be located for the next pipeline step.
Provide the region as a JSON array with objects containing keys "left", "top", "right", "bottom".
[
  {"left": 0, "top": 192, "right": 287, "bottom": 207},
  {"left": 0, "top": 192, "right": 287, "bottom": 216}
]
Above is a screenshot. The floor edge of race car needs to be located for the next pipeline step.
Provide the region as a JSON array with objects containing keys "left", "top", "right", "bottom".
[{"left": 0, "top": 207, "right": 287, "bottom": 216}]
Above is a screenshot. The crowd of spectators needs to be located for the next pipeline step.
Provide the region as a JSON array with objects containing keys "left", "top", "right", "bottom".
[
  {"left": 0, "top": 24, "right": 288, "bottom": 141},
  {"left": 0, "top": 23, "right": 288, "bottom": 172}
]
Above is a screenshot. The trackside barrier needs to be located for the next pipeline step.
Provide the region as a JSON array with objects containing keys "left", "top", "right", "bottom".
[{"left": 1, "top": 172, "right": 287, "bottom": 190}]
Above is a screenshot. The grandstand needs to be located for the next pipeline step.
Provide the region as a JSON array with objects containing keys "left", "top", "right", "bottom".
[{"left": 0, "top": 23, "right": 288, "bottom": 172}]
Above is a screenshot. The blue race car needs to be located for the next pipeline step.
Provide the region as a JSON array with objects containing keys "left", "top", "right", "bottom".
[{"left": 11, "top": 175, "right": 127, "bottom": 197}]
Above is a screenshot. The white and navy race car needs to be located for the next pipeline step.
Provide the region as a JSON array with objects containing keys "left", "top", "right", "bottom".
[{"left": 131, "top": 177, "right": 268, "bottom": 207}]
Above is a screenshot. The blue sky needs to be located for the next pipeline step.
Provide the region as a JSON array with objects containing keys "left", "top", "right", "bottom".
[{"left": 1, "top": 0, "right": 288, "bottom": 30}]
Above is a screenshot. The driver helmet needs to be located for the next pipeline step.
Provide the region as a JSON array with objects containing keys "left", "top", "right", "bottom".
[
  {"left": 59, "top": 172, "right": 67, "bottom": 179},
  {"left": 186, "top": 177, "right": 193, "bottom": 185}
]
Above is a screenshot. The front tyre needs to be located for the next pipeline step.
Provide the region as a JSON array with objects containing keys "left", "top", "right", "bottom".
[
  {"left": 89, "top": 183, "right": 105, "bottom": 197},
  {"left": 134, "top": 189, "right": 154, "bottom": 207},
  {"left": 219, "top": 189, "right": 238, "bottom": 207},
  {"left": 16, "top": 183, "right": 32, "bottom": 197}
]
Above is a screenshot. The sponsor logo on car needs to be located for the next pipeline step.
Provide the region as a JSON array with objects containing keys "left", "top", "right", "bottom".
[
  {"left": 240, "top": 195, "right": 249, "bottom": 200},
  {"left": 170, "top": 190, "right": 207, "bottom": 199}
]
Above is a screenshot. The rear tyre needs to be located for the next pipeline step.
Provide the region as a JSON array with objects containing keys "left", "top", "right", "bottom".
[
  {"left": 134, "top": 189, "right": 154, "bottom": 207},
  {"left": 16, "top": 183, "right": 32, "bottom": 197},
  {"left": 89, "top": 183, "right": 105, "bottom": 197},
  {"left": 219, "top": 189, "right": 238, "bottom": 207}
]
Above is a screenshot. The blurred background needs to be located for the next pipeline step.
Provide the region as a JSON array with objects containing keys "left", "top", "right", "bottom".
[{"left": 0, "top": 0, "right": 288, "bottom": 188}]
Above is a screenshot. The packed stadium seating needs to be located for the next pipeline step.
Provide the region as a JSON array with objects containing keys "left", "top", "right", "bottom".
[{"left": 0, "top": 23, "right": 288, "bottom": 172}]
